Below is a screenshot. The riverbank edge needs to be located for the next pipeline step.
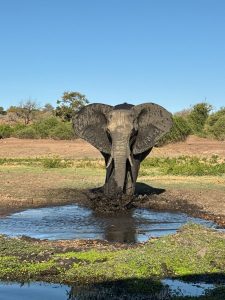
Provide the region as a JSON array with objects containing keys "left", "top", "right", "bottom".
[
  {"left": 1, "top": 187, "right": 225, "bottom": 227},
  {"left": 0, "top": 224, "right": 225, "bottom": 285}
]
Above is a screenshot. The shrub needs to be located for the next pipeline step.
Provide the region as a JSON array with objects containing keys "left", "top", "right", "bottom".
[
  {"left": 206, "top": 115, "right": 225, "bottom": 140},
  {"left": 49, "top": 122, "right": 75, "bottom": 140},
  {"left": 0, "top": 124, "right": 13, "bottom": 138},
  {"left": 33, "top": 117, "right": 60, "bottom": 138},
  {"left": 33, "top": 116, "right": 76, "bottom": 140},
  {"left": 204, "top": 108, "right": 225, "bottom": 140},
  {"left": 42, "top": 157, "right": 70, "bottom": 168},
  {"left": 13, "top": 126, "right": 39, "bottom": 139},
  {"left": 11, "top": 124, "right": 27, "bottom": 137},
  {"left": 157, "top": 115, "right": 191, "bottom": 146},
  {"left": 140, "top": 156, "right": 225, "bottom": 176},
  {"left": 187, "top": 102, "right": 212, "bottom": 135}
]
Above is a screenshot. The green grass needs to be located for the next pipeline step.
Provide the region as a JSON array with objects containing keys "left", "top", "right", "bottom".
[
  {"left": 0, "top": 156, "right": 224, "bottom": 196},
  {"left": 0, "top": 156, "right": 225, "bottom": 298},
  {"left": 0, "top": 157, "right": 105, "bottom": 169},
  {"left": 1, "top": 155, "right": 225, "bottom": 176},
  {"left": 0, "top": 224, "right": 225, "bottom": 297},
  {"left": 140, "top": 155, "right": 225, "bottom": 176}
]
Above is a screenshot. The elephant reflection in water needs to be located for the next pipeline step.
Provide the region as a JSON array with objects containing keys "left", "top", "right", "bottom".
[
  {"left": 73, "top": 103, "right": 172, "bottom": 197},
  {"left": 67, "top": 281, "right": 170, "bottom": 300},
  {"left": 101, "top": 212, "right": 137, "bottom": 243}
]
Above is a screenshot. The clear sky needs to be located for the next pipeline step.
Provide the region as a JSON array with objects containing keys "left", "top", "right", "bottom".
[{"left": 0, "top": 0, "right": 225, "bottom": 113}]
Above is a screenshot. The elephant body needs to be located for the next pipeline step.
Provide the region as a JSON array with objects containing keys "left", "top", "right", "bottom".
[{"left": 73, "top": 103, "right": 172, "bottom": 197}]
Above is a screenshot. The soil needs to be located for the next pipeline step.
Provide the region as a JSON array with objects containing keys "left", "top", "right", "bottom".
[
  {"left": 0, "top": 136, "right": 225, "bottom": 228},
  {"left": 1, "top": 135, "right": 225, "bottom": 158}
]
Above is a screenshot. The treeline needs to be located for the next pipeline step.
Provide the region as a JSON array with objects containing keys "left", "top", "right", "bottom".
[
  {"left": 0, "top": 92, "right": 88, "bottom": 140},
  {"left": 0, "top": 93, "right": 225, "bottom": 144},
  {"left": 159, "top": 103, "right": 225, "bottom": 145}
]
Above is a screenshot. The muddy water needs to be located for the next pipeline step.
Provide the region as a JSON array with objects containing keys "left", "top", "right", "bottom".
[
  {"left": 0, "top": 204, "right": 223, "bottom": 299},
  {"left": 0, "top": 204, "right": 217, "bottom": 243}
]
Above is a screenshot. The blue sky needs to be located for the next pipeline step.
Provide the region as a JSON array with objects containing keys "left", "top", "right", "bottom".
[{"left": 0, "top": 0, "right": 225, "bottom": 113}]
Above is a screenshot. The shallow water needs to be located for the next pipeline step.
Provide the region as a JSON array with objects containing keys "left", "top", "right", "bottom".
[
  {"left": 0, "top": 204, "right": 224, "bottom": 299},
  {"left": 0, "top": 280, "right": 219, "bottom": 299},
  {"left": 0, "top": 204, "right": 217, "bottom": 243}
]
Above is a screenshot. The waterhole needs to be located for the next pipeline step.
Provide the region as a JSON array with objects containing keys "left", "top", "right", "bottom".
[
  {"left": 0, "top": 204, "right": 217, "bottom": 243},
  {"left": 0, "top": 204, "right": 224, "bottom": 299},
  {"left": 0, "top": 280, "right": 220, "bottom": 300}
]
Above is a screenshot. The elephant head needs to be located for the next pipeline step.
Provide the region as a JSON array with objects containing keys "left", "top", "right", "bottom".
[{"left": 73, "top": 103, "right": 172, "bottom": 196}]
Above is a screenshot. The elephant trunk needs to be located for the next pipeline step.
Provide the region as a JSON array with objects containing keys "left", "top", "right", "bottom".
[{"left": 111, "top": 136, "right": 131, "bottom": 193}]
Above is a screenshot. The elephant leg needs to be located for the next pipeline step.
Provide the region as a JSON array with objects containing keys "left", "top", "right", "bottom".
[
  {"left": 104, "top": 163, "right": 118, "bottom": 196},
  {"left": 103, "top": 159, "right": 141, "bottom": 197},
  {"left": 124, "top": 159, "right": 140, "bottom": 195},
  {"left": 102, "top": 150, "right": 152, "bottom": 197}
]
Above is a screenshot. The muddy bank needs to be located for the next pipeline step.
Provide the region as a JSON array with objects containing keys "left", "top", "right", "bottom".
[
  {"left": 1, "top": 185, "right": 225, "bottom": 228},
  {"left": 85, "top": 187, "right": 225, "bottom": 228},
  {"left": 0, "top": 224, "right": 225, "bottom": 286}
]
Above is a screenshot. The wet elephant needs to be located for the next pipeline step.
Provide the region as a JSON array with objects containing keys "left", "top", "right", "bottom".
[{"left": 73, "top": 103, "right": 172, "bottom": 196}]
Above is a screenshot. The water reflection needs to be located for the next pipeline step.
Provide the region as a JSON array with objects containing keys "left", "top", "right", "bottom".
[
  {"left": 95, "top": 211, "right": 137, "bottom": 243},
  {"left": 0, "top": 204, "right": 217, "bottom": 243},
  {"left": 0, "top": 279, "right": 222, "bottom": 300}
]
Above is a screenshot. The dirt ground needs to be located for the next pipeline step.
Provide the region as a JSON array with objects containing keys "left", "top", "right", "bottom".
[
  {"left": 0, "top": 136, "right": 225, "bottom": 227},
  {"left": 1, "top": 135, "right": 225, "bottom": 158}
]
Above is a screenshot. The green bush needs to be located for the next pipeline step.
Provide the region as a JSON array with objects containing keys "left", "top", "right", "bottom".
[
  {"left": 33, "top": 117, "right": 60, "bottom": 138},
  {"left": 141, "top": 156, "right": 225, "bottom": 176},
  {"left": 11, "top": 124, "right": 26, "bottom": 137},
  {"left": 210, "top": 115, "right": 225, "bottom": 140},
  {"left": 204, "top": 108, "right": 225, "bottom": 140},
  {"left": 42, "top": 157, "right": 71, "bottom": 168},
  {"left": 187, "top": 102, "right": 212, "bottom": 135},
  {"left": 13, "top": 126, "right": 39, "bottom": 139},
  {"left": 49, "top": 122, "right": 75, "bottom": 140},
  {"left": 205, "top": 107, "right": 225, "bottom": 127},
  {"left": 0, "top": 124, "right": 13, "bottom": 138},
  {"left": 157, "top": 115, "right": 191, "bottom": 146},
  {"left": 33, "top": 116, "right": 75, "bottom": 140},
  {"left": 163, "top": 156, "right": 225, "bottom": 176}
]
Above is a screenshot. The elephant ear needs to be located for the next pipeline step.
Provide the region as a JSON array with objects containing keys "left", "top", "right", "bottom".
[
  {"left": 73, "top": 103, "right": 113, "bottom": 154},
  {"left": 132, "top": 103, "right": 173, "bottom": 155}
]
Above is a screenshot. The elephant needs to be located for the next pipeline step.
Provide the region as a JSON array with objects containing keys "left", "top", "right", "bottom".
[{"left": 73, "top": 102, "right": 172, "bottom": 197}]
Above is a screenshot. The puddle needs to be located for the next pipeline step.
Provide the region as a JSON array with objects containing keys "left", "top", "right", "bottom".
[
  {"left": 162, "top": 279, "right": 215, "bottom": 297},
  {"left": 0, "top": 280, "right": 222, "bottom": 299},
  {"left": 0, "top": 282, "right": 69, "bottom": 300},
  {"left": 0, "top": 204, "right": 223, "bottom": 298},
  {"left": 0, "top": 204, "right": 217, "bottom": 243}
]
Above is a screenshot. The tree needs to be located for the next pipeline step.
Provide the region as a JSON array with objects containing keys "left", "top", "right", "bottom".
[
  {"left": 55, "top": 91, "right": 89, "bottom": 121},
  {"left": 174, "top": 107, "right": 192, "bottom": 119},
  {"left": 204, "top": 107, "right": 225, "bottom": 140},
  {"left": 0, "top": 106, "right": 6, "bottom": 115},
  {"left": 187, "top": 102, "right": 212, "bottom": 135},
  {"left": 7, "top": 99, "right": 38, "bottom": 125},
  {"left": 42, "top": 103, "right": 54, "bottom": 113}
]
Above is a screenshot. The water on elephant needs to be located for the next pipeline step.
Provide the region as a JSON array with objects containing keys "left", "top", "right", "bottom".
[
  {"left": 0, "top": 204, "right": 217, "bottom": 243},
  {"left": 0, "top": 280, "right": 221, "bottom": 299}
]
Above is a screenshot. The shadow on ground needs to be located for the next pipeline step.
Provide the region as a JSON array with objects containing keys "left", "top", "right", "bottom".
[
  {"left": 44, "top": 183, "right": 203, "bottom": 218},
  {"left": 66, "top": 273, "right": 225, "bottom": 300},
  {"left": 135, "top": 182, "right": 166, "bottom": 195},
  {"left": 44, "top": 183, "right": 225, "bottom": 228}
]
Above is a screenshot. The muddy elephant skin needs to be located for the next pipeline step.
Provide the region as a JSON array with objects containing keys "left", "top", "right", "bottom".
[{"left": 73, "top": 103, "right": 173, "bottom": 196}]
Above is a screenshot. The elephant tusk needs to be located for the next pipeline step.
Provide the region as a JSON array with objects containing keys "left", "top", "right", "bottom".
[
  {"left": 128, "top": 154, "right": 133, "bottom": 167},
  {"left": 106, "top": 156, "right": 113, "bottom": 168}
]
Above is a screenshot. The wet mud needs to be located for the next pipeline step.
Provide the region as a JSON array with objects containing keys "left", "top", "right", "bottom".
[
  {"left": 1, "top": 183, "right": 225, "bottom": 229},
  {"left": 84, "top": 184, "right": 225, "bottom": 228}
]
